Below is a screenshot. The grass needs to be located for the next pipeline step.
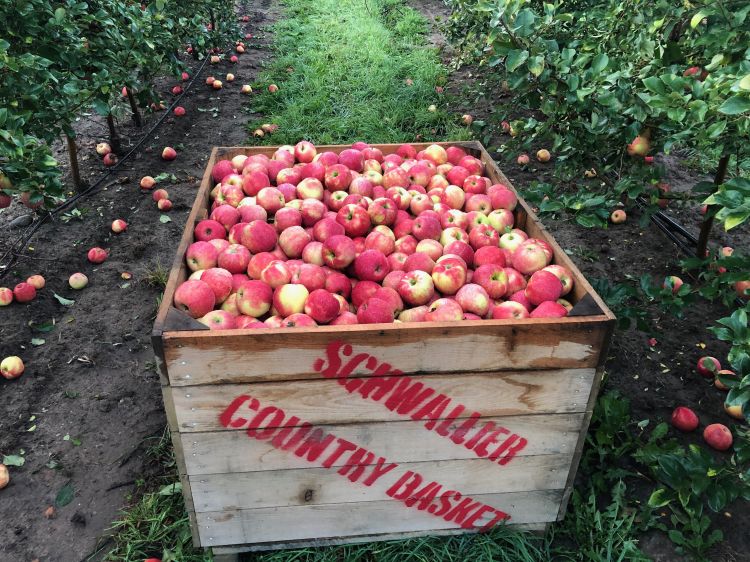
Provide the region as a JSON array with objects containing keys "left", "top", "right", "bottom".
[{"left": 248, "top": 0, "right": 470, "bottom": 145}]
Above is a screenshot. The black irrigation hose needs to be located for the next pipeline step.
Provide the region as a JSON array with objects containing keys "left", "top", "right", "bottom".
[{"left": 0, "top": 54, "right": 212, "bottom": 278}]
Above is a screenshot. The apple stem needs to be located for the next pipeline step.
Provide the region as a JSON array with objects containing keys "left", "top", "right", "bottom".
[
  {"left": 65, "top": 134, "right": 83, "bottom": 192},
  {"left": 696, "top": 154, "right": 730, "bottom": 258},
  {"left": 125, "top": 87, "right": 142, "bottom": 127}
]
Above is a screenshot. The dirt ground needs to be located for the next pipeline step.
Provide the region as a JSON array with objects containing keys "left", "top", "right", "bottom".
[{"left": 0, "top": 2, "right": 280, "bottom": 561}]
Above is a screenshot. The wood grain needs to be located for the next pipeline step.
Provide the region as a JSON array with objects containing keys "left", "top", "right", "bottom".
[
  {"left": 166, "top": 368, "right": 595, "bottom": 433},
  {"left": 176, "top": 413, "right": 584, "bottom": 475},
  {"left": 194, "top": 489, "right": 563, "bottom": 547}
]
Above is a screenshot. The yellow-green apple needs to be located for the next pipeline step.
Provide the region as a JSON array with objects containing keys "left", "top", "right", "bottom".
[
  {"left": 294, "top": 263, "right": 326, "bottom": 291},
  {"left": 212, "top": 79, "right": 223, "bottom": 90},
  {"left": 473, "top": 264, "right": 508, "bottom": 299},
  {"left": 610, "top": 209, "right": 626, "bottom": 224},
  {"left": 491, "top": 301, "right": 529, "bottom": 319},
  {"left": 542, "top": 265, "right": 574, "bottom": 296},
  {"left": 357, "top": 297, "right": 395, "bottom": 324},
  {"left": 354, "top": 250, "right": 390, "bottom": 282},
  {"left": 69, "top": 273, "right": 88, "bottom": 290},
  {"left": 195, "top": 219, "right": 226, "bottom": 242},
  {"left": 1, "top": 356, "right": 24, "bottom": 379},
  {"left": 511, "top": 242, "right": 549, "bottom": 274},
  {"left": 296, "top": 178, "right": 323, "bottom": 201},
  {"left": 412, "top": 240, "right": 440, "bottom": 262},
  {"left": 302, "top": 289, "right": 340, "bottom": 324},
  {"left": 240, "top": 220, "right": 278, "bottom": 253},
  {"left": 26, "top": 275, "right": 45, "bottom": 290},
  {"left": 140, "top": 176, "right": 156, "bottom": 190},
  {"left": 186, "top": 241, "right": 218, "bottom": 271},
  {"left": 626, "top": 135, "right": 650, "bottom": 157},
  {"left": 162, "top": 147, "right": 177, "bottom": 160},
  {"left": 499, "top": 231, "right": 524, "bottom": 253},
  {"left": 218, "top": 244, "right": 251, "bottom": 274},
  {"left": 324, "top": 271, "right": 352, "bottom": 298},
  {"left": 324, "top": 164, "right": 352, "bottom": 191},
  {"left": 0, "top": 287, "right": 12, "bottom": 305},
  {"left": 373, "top": 224, "right": 395, "bottom": 240},
  {"left": 336, "top": 204, "right": 370, "bottom": 237},
  {"left": 237, "top": 280, "right": 273, "bottom": 317},
  {"left": 662, "top": 275, "right": 683, "bottom": 294},
  {"left": 96, "top": 142, "right": 111, "bottom": 156},
  {"left": 231, "top": 154, "right": 248, "bottom": 170},
  {"left": 456, "top": 283, "right": 490, "bottom": 316},
  {"left": 273, "top": 284, "right": 309, "bottom": 316},
  {"left": 189, "top": 270, "right": 205, "bottom": 281},
  {"left": 735, "top": 280, "right": 750, "bottom": 300},
  {"left": 425, "top": 298, "right": 462, "bottom": 321},
  {"left": 87, "top": 247, "right": 108, "bottom": 264},
  {"left": 439, "top": 227, "right": 468, "bottom": 247},
  {"left": 696, "top": 356, "right": 721, "bottom": 379},
  {"left": 724, "top": 402, "right": 744, "bottom": 420},
  {"left": 488, "top": 209, "right": 514, "bottom": 232},
  {"left": 363, "top": 159, "right": 382, "bottom": 174},
  {"left": 279, "top": 226, "right": 312, "bottom": 258},
  {"left": 517, "top": 154, "right": 530, "bottom": 166},
  {"left": 202, "top": 268, "right": 233, "bottom": 303},
  {"left": 364, "top": 170, "right": 383, "bottom": 185},
  {"left": 431, "top": 261, "right": 466, "bottom": 295},
  {"left": 525, "top": 270, "right": 563, "bottom": 305},
  {"left": 536, "top": 149, "right": 551, "bottom": 162},
  {"left": 530, "top": 301, "right": 568, "bottom": 318},
  {"left": 423, "top": 144, "right": 448, "bottom": 166},
  {"left": 175, "top": 279, "right": 216, "bottom": 318},
  {"left": 428, "top": 174, "right": 449, "bottom": 191},
  {"left": 398, "top": 305, "right": 429, "bottom": 322},
  {"left": 365, "top": 230, "right": 395, "bottom": 255},
  {"left": 199, "top": 310, "right": 237, "bottom": 330},
  {"left": 322, "top": 235, "right": 356, "bottom": 269},
  {"left": 504, "top": 267, "right": 527, "bottom": 295},
  {"left": 157, "top": 199, "right": 173, "bottom": 211},
  {"left": 703, "top": 423, "right": 732, "bottom": 451}
]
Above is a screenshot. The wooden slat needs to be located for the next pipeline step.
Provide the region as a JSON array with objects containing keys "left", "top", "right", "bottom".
[
  {"left": 163, "top": 321, "right": 607, "bottom": 386},
  {"left": 194, "top": 489, "right": 563, "bottom": 547},
  {"left": 210, "top": 522, "right": 549, "bottom": 554},
  {"left": 177, "top": 413, "right": 584, "bottom": 475},
  {"left": 166, "top": 368, "right": 595, "bottom": 433},
  {"left": 191, "top": 454, "right": 572, "bottom": 512}
]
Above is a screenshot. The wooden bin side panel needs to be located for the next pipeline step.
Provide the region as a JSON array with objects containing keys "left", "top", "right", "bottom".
[
  {"left": 176, "top": 412, "right": 585, "bottom": 475},
  {"left": 162, "top": 320, "right": 608, "bottom": 386},
  {"left": 194, "top": 489, "right": 563, "bottom": 547},
  {"left": 164, "top": 368, "right": 596, "bottom": 433}
]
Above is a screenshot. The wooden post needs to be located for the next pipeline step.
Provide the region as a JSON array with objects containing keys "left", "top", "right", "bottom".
[
  {"left": 696, "top": 154, "right": 730, "bottom": 258},
  {"left": 106, "top": 113, "right": 121, "bottom": 154},
  {"left": 65, "top": 134, "right": 83, "bottom": 192},
  {"left": 125, "top": 87, "right": 142, "bottom": 127}
]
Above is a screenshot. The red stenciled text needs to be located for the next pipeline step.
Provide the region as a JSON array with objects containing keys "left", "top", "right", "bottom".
[
  {"left": 312, "top": 341, "right": 528, "bottom": 466},
  {"left": 219, "top": 394, "right": 511, "bottom": 531}
]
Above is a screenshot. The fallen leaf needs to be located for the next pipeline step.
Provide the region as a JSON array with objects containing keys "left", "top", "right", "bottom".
[
  {"left": 53, "top": 293, "right": 75, "bottom": 306},
  {"left": 55, "top": 482, "right": 74, "bottom": 507},
  {"left": 2, "top": 454, "right": 24, "bottom": 467}
]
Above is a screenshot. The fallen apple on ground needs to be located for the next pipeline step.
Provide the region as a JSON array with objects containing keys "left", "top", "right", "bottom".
[{"left": 1, "top": 356, "right": 24, "bottom": 379}]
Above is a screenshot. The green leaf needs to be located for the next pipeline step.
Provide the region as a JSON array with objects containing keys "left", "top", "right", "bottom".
[
  {"left": 690, "top": 10, "right": 707, "bottom": 28},
  {"left": 591, "top": 53, "right": 609, "bottom": 74},
  {"left": 54, "top": 7, "right": 66, "bottom": 22},
  {"left": 739, "top": 75, "right": 750, "bottom": 91},
  {"left": 724, "top": 211, "right": 750, "bottom": 230},
  {"left": 648, "top": 488, "right": 672, "bottom": 507},
  {"left": 719, "top": 95, "right": 750, "bottom": 115},
  {"left": 159, "top": 214, "right": 172, "bottom": 223},
  {"left": 3, "top": 454, "right": 25, "bottom": 467},
  {"left": 158, "top": 482, "right": 182, "bottom": 496},
  {"left": 55, "top": 482, "right": 75, "bottom": 507},
  {"left": 29, "top": 319, "right": 55, "bottom": 332},
  {"left": 31, "top": 338, "right": 45, "bottom": 346},
  {"left": 506, "top": 49, "right": 529, "bottom": 72},
  {"left": 53, "top": 293, "right": 75, "bottom": 306}
]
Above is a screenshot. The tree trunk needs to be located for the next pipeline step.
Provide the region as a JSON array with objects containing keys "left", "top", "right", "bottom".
[
  {"left": 106, "top": 114, "right": 121, "bottom": 153},
  {"left": 125, "top": 87, "right": 142, "bottom": 127},
  {"left": 66, "top": 134, "right": 84, "bottom": 192},
  {"left": 696, "top": 154, "right": 730, "bottom": 257}
]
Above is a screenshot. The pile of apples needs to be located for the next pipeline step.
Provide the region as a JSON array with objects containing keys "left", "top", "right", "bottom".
[{"left": 174, "top": 141, "right": 577, "bottom": 330}]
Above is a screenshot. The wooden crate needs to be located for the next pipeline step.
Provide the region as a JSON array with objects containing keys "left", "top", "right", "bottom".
[{"left": 153, "top": 141, "right": 615, "bottom": 560}]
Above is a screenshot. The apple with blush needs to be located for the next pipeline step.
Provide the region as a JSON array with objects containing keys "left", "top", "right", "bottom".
[
  {"left": 529, "top": 301, "right": 568, "bottom": 318},
  {"left": 175, "top": 279, "right": 216, "bottom": 318},
  {"left": 218, "top": 244, "right": 251, "bottom": 274},
  {"left": 491, "top": 301, "right": 529, "bottom": 320},
  {"left": 424, "top": 298, "right": 463, "bottom": 321},
  {"left": 488, "top": 209, "right": 514, "bottom": 232}
]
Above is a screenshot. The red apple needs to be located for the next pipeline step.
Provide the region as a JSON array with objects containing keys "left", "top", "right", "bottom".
[
  {"left": 455, "top": 283, "right": 490, "bottom": 316},
  {"left": 87, "top": 247, "right": 108, "bottom": 264},
  {"left": 175, "top": 280, "right": 215, "bottom": 318},
  {"left": 201, "top": 268, "right": 233, "bottom": 303},
  {"left": 162, "top": 147, "right": 177, "bottom": 161},
  {"left": 431, "top": 261, "right": 466, "bottom": 295},
  {"left": 237, "top": 280, "right": 274, "bottom": 317},
  {"left": 279, "top": 225, "right": 312, "bottom": 258},
  {"left": 0, "top": 356, "right": 25, "bottom": 380},
  {"left": 357, "top": 297, "right": 394, "bottom": 324},
  {"left": 240, "top": 220, "right": 278, "bottom": 253},
  {"left": 195, "top": 219, "right": 227, "bottom": 242},
  {"left": 424, "top": 298, "right": 463, "bottom": 321},
  {"left": 703, "top": 423, "right": 733, "bottom": 451},
  {"left": 354, "top": 250, "right": 390, "bottom": 282},
  {"left": 529, "top": 301, "right": 568, "bottom": 318},
  {"left": 13, "top": 282, "right": 36, "bottom": 303},
  {"left": 273, "top": 283, "right": 310, "bottom": 317},
  {"left": 218, "top": 244, "right": 251, "bottom": 274},
  {"left": 473, "top": 264, "right": 508, "bottom": 299},
  {"left": 491, "top": 301, "right": 529, "bottom": 320},
  {"left": 322, "top": 235, "right": 356, "bottom": 269},
  {"left": 670, "top": 406, "right": 699, "bottom": 432},
  {"left": 186, "top": 241, "right": 218, "bottom": 271},
  {"left": 542, "top": 265, "right": 574, "bottom": 296},
  {"left": 696, "top": 356, "right": 721, "bottom": 379},
  {"left": 339, "top": 149, "right": 364, "bottom": 172}
]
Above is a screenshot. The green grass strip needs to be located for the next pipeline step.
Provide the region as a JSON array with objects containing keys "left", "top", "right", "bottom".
[{"left": 249, "top": 0, "right": 469, "bottom": 145}]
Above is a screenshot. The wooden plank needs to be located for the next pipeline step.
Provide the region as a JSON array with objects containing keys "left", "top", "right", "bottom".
[
  {"left": 166, "top": 368, "right": 595, "bottom": 433},
  {"left": 210, "top": 522, "right": 549, "bottom": 554},
  {"left": 163, "top": 322, "right": 607, "bottom": 385},
  {"left": 190, "top": 454, "right": 572, "bottom": 512},
  {"left": 194, "top": 489, "right": 562, "bottom": 547},
  {"left": 177, "top": 413, "right": 584, "bottom": 475}
]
